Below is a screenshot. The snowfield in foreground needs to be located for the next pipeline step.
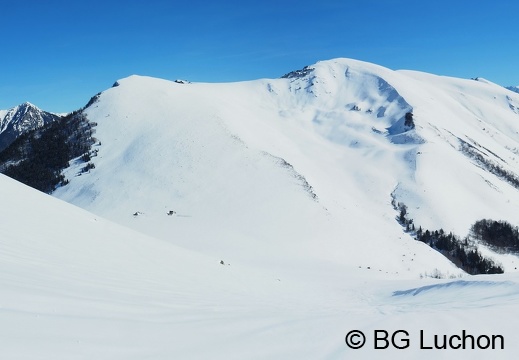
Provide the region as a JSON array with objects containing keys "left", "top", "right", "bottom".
[
  {"left": 3, "top": 58, "right": 519, "bottom": 358},
  {"left": 2, "top": 173, "right": 519, "bottom": 359}
]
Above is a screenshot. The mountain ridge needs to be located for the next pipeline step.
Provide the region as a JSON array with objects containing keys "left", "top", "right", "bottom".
[
  {"left": 46, "top": 58, "right": 519, "bottom": 275},
  {"left": 1, "top": 58, "right": 519, "bottom": 275}
]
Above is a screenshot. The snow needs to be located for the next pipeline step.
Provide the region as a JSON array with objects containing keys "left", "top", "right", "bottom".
[
  {"left": 3, "top": 171, "right": 519, "bottom": 359},
  {"left": 53, "top": 58, "right": 519, "bottom": 271},
  {"left": 3, "top": 58, "right": 519, "bottom": 358},
  {"left": 54, "top": 70, "right": 457, "bottom": 278}
]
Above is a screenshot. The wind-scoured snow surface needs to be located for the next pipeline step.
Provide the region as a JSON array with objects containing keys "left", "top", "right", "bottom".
[{"left": 3, "top": 58, "right": 519, "bottom": 358}]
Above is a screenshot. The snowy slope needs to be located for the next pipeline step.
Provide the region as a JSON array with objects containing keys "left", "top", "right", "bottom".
[
  {"left": 53, "top": 71, "right": 461, "bottom": 279},
  {"left": 54, "top": 58, "right": 519, "bottom": 274},
  {"left": 3, "top": 173, "right": 519, "bottom": 359}
]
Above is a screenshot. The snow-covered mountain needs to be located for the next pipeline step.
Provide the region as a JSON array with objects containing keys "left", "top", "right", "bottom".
[
  {"left": 51, "top": 58, "right": 519, "bottom": 274},
  {"left": 2, "top": 58, "right": 519, "bottom": 358},
  {"left": 0, "top": 101, "right": 60, "bottom": 151}
]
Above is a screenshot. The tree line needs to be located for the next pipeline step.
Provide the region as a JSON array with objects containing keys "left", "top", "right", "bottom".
[{"left": 393, "top": 200, "right": 504, "bottom": 275}]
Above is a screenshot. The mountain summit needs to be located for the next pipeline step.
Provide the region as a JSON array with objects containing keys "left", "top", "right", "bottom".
[
  {"left": 0, "top": 102, "right": 60, "bottom": 151},
  {"left": 46, "top": 58, "right": 519, "bottom": 275}
]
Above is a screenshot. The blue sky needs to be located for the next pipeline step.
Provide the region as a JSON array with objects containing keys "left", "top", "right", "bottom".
[{"left": 1, "top": 0, "right": 518, "bottom": 113}]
